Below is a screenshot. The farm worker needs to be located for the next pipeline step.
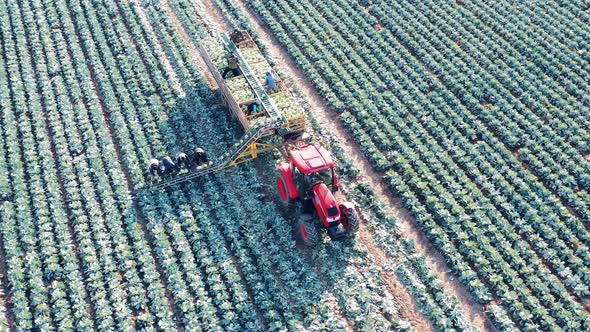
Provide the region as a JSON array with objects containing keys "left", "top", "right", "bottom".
[
  {"left": 222, "top": 52, "right": 240, "bottom": 78},
  {"left": 265, "top": 71, "right": 277, "bottom": 93},
  {"left": 246, "top": 98, "right": 263, "bottom": 116},
  {"left": 148, "top": 159, "right": 161, "bottom": 176},
  {"left": 161, "top": 156, "right": 178, "bottom": 175},
  {"left": 230, "top": 29, "right": 246, "bottom": 44},
  {"left": 175, "top": 152, "right": 191, "bottom": 170},
  {"left": 192, "top": 147, "right": 209, "bottom": 168}
]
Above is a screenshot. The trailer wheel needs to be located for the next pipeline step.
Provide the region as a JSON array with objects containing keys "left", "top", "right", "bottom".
[{"left": 297, "top": 213, "right": 319, "bottom": 246}]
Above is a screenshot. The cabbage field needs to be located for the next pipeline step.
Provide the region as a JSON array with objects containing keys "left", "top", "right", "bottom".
[{"left": 0, "top": 0, "right": 588, "bottom": 331}]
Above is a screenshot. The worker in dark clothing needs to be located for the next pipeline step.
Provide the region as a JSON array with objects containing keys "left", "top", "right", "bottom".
[
  {"left": 175, "top": 152, "right": 191, "bottom": 170},
  {"left": 192, "top": 147, "right": 209, "bottom": 168},
  {"left": 149, "top": 159, "right": 162, "bottom": 177},
  {"left": 222, "top": 52, "right": 240, "bottom": 78},
  {"left": 161, "top": 156, "right": 178, "bottom": 175},
  {"left": 230, "top": 29, "right": 246, "bottom": 44}
]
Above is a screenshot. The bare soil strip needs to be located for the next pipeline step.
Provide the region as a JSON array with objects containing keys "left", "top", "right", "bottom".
[
  {"left": 187, "top": 0, "right": 374, "bottom": 328},
  {"left": 218, "top": 0, "right": 494, "bottom": 330},
  {"left": 357, "top": 226, "right": 435, "bottom": 331}
]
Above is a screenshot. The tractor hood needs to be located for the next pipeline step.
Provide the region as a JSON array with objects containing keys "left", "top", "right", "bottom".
[
  {"left": 289, "top": 144, "right": 334, "bottom": 174},
  {"left": 312, "top": 183, "right": 340, "bottom": 227}
]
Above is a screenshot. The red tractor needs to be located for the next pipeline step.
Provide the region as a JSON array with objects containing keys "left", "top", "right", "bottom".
[{"left": 276, "top": 144, "right": 359, "bottom": 246}]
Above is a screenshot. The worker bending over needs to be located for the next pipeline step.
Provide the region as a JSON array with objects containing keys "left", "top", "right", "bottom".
[
  {"left": 240, "top": 98, "right": 263, "bottom": 117},
  {"left": 175, "top": 152, "right": 191, "bottom": 170},
  {"left": 247, "top": 99, "right": 263, "bottom": 116},
  {"left": 149, "top": 159, "right": 162, "bottom": 177},
  {"left": 192, "top": 147, "right": 209, "bottom": 168},
  {"left": 222, "top": 52, "right": 240, "bottom": 78},
  {"left": 161, "top": 156, "right": 178, "bottom": 175}
]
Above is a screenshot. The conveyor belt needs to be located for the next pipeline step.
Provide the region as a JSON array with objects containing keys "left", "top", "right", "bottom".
[{"left": 150, "top": 121, "right": 278, "bottom": 190}]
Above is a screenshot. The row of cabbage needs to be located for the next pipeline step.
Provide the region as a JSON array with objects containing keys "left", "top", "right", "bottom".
[
  {"left": 0, "top": 0, "right": 193, "bottom": 329},
  {"left": 235, "top": 0, "right": 590, "bottom": 330}
]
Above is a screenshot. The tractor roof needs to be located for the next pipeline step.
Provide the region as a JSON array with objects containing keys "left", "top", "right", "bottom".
[{"left": 290, "top": 144, "right": 334, "bottom": 174}]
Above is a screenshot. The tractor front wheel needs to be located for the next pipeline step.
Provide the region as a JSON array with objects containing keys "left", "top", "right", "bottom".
[
  {"left": 297, "top": 213, "right": 320, "bottom": 246},
  {"left": 276, "top": 173, "right": 294, "bottom": 205},
  {"left": 340, "top": 202, "right": 359, "bottom": 235}
]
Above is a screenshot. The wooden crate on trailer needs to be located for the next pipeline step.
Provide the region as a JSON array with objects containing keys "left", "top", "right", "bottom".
[
  {"left": 199, "top": 31, "right": 306, "bottom": 137},
  {"left": 198, "top": 42, "right": 252, "bottom": 131}
]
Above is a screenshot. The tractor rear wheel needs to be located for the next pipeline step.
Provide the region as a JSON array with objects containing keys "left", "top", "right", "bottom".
[
  {"left": 297, "top": 213, "right": 320, "bottom": 246},
  {"left": 276, "top": 173, "right": 294, "bottom": 205},
  {"left": 341, "top": 203, "right": 359, "bottom": 235}
]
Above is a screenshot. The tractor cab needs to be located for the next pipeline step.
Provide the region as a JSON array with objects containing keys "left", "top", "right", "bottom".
[
  {"left": 289, "top": 144, "right": 334, "bottom": 173},
  {"left": 289, "top": 144, "right": 338, "bottom": 194}
]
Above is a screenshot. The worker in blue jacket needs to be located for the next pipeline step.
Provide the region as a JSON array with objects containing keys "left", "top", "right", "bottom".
[{"left": 265, "top": 71, "right": 278, "bottom": 93}]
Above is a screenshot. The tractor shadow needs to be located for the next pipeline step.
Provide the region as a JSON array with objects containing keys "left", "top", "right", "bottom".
[{"left": 251, "top": 154, "right": 365, "bottom": 322}]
